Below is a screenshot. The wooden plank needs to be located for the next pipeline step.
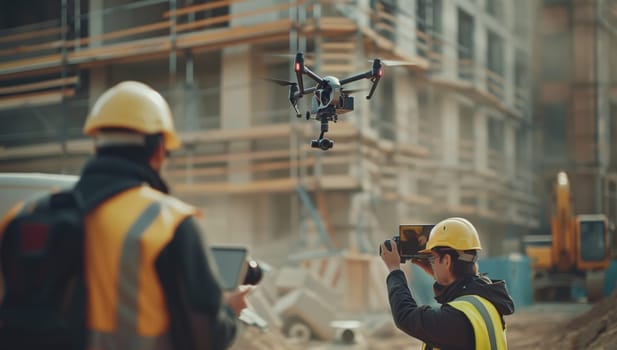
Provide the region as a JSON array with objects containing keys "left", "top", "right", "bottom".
[
  {"left": 0, "top": 88, "right": 75, "bottom": 110},
  {"left": 0, "top": 54, "right": 63, "bottom": 76},
  {"left": 0, "top": 76, "right": 78, "bottom": 96},
  {"left": 181, "top": 123, "right": 291, "bottom": 144},
  {"left": 69, "top": 37, "right": 171, "bottom": 64},
  {"left": 170, "top": 149, "right": 290, "bottom": 167},
  {"left": 0, "top": 66, "right": 65, "bottom": 82},
  {"left": 177, "top": 18, "right": 291, "bottom": 47},
  {"left": 0, "top": 139, "right": 92, "bottom": 160},
  {"left": 176, "top": 1, "right": 302, "bottom": 33},
  {"left": 321, "top": 41, "right": 355, "bottom": 51},
  {"left": 0, "top": 40, "right": 65, "bottom": 58},
  {"left": 77, "top": 21, "right": 171, "bottom": 46},
  {"left": 168, "top": 158, "right": 317, "bottom": 178},
  {"left": 162, "top": 0, "right": 246, "bottom": 18},
  {"left": 0, "top": 27, "right": 65, "bottom": 44},
  {"left": 318, "top": 175, "right": 360, "bottom": 190},
  {"left": 173, "top": 177, "right": 300, "bottom": 194}
]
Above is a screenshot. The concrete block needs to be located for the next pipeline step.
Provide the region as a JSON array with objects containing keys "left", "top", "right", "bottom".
[{"left": 273, "top": 289, "right": 336, "bottom": 341}]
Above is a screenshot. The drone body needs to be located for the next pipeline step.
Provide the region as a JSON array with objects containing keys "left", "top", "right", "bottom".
[
  {"left": 309, "top": 76, "right": 355, "bottom": 120},
  {"left": 266, "top": 52, "right": 385, "bottom": 150}
]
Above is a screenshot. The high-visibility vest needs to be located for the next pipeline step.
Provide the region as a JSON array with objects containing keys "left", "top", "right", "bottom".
[
  {"left": 84, "top": 185, "right": 196, "bottom": 350},
  {"left": 422, "top": 295, "right": 508, "bottom": 350}
]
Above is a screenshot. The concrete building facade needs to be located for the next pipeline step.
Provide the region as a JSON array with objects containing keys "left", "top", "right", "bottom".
[{"left": 0, "top": 0, "right": 539, "bottom": 265}]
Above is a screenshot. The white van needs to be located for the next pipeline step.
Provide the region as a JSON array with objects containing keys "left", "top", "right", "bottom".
[{"left": 0, "top": 172, "right": 78, "bottom": 219}]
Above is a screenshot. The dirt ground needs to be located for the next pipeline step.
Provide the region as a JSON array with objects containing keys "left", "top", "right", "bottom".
[{"left": 231, "top": 298, "right": 615, "bottom": 350}]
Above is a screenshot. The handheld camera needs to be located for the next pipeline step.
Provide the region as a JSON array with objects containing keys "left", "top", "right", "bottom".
[{"left": 380, "top": 224, "right": 434, "bottom": 263}]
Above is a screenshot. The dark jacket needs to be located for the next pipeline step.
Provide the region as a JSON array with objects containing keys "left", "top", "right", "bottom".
[
  {"left": 74, "top": 155, "right": 237, "bottom": 350},
  {"left": 386, "top": 270, "right": 515, "bottom": 350}
]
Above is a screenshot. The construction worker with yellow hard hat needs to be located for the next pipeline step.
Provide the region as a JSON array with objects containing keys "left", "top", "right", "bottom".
[
  {"left": 79, "top": 81, "right": 248, "bottom": 350},
  {"left": 380, "top": 217, "right": 515, "bottom": 349}
]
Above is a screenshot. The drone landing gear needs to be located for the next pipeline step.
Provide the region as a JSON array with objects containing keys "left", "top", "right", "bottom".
[{"left": 311, "top": 115, "right": 334, "bottom": 151}]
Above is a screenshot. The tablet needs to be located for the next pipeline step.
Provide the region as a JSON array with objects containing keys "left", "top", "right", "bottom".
[
  {"left": 398, "top": 224, "right": 434, "bottom": 258},
  {"left": 211, "top": 246, "right": 249, "bottom": 291}
]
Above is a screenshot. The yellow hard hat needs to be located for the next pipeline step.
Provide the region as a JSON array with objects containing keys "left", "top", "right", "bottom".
[
  {"left": 419, "top": 217, "right": 482, "bottom": 253},
  {"left": 83, "top": 81, "right": 181, "bottom": 151}
]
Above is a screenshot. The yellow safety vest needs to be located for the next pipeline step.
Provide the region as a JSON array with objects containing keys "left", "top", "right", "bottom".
[
  {"left": 422, "top": 295, "right": 508, "bottom": 350},
  {"left": 84, "top": 185, "right": 196, "bottom": 350}
]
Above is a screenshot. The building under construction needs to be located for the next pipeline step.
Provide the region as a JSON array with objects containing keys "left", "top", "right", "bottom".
[
  {"left": 534, "top": 0, "right": 617, "bottom": 238},
  {"left": 0, "top": 0, "right": 539, "bottom": 280}
]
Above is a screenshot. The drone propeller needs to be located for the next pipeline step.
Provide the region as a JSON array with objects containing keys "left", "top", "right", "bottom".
[
  {"left": 262, "top": 77, "right": 296, "bottom": 86},
  {"left": 368, "top": 59, "right": 418, "bottom": 67}
]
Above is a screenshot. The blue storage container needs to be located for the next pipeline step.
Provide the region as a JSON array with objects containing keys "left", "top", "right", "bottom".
[
  {"left": 407, "top": 264, "right": 438, "bottom": 306},
  {"left": 605, "top": 260, "right": 617, "bottom": 297},
  {"left": 479, "top": 254, "right": 533, "bottom": 308}
]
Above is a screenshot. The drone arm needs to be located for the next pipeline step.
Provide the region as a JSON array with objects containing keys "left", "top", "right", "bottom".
[
  {"left": 302, "top": 86, "right": 317, "bottom": 94},
  {"left": 339, "top": 70, "right": 372, "bottom": 85},
  {"left": 294, "top": 53, "right": 305, "bottom": 95},
  {"left": 366, "top": 76, "right": 381, "bottom": 100},
  {"left": 302, "top": 66, "right": 324, "bottom": 86},
  {"left": 366, "top": 60, "right": 384, "bottom": 99},
  {"left": 289, "top": 84, "right": 301, "bottom": 117}
]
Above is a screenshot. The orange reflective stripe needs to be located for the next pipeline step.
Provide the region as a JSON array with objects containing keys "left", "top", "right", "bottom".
[{"left": 0, "top": 201, "right": 25, "bottom": 239}]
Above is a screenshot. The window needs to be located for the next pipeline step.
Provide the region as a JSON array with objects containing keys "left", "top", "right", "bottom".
[
  {"left": 488, "top": 117, "right": 504, "bottom": 152},
  {"left": 487, "top": 30, "right": 504, "bottom": 76},
  {"left": 513, "top": 1, "right": 528, "bottom": 37},
  {"left": 457, "top": 8, "right": 474, "bottom": 60},
  {"left": 457, "top": 8, "right": 474, "bottom": 80},
  {"left": 416, "top": 0, "right": 428, "bottom": 33},
  {"left": 610, "top": 103, "right": 617, "bottom": 170},
  {"left": 459, "top": 105, "right": 475, "bottom": 165},
  {"left": 542, "top": 103, "right": 567, "bottom": 160},
  {"left": 542, "top": 34, "right": 570, "bottom": 81},
  {"left": 514, "top": 50, "right": 528, "bottom": 89},
  {"left": 579, "top": 220, "right": 607, "bottom": 262},
  {"left": 515, "top": 127, "right": 529, "bottom": 163},
  {"left": 486, "top": 0, "right": 504, "bottom": 20}
]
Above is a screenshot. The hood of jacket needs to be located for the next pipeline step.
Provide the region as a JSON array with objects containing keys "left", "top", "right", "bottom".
[
  {"left": 73, "top": 155, "right": 169, "bottom": 213},
  {"left": 434, "top": 274, "right": 515, "bottom": 316}
]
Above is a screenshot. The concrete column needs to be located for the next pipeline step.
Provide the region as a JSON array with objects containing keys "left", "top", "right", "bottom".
[
  {"left": 504, "top": 39, "right": 515, "bottom": 107},
  {"left": 219, "top": 44, "right": 254, "bottom": 244},
  {"left": 396, "top": 2, "right": 415, "bottom": 56},
  {"left": 88, "top": 0, "right": 107, "bottom": 106},
  {"left": 474, "top": 20, "right": 487, "bottom": 92},
  {"left": 441, "top": 96, "right": 459, "bottom": 166},
  {"left": 394, "top": 73, "right": 416, "bottom": 143},
  {"left": 441, "top": 0, "right": 458, "bottom": 80},
  {"left": 504, "top": 121, "right": 515, "bottom": 179},
  {"left": 474, "top": 107, "right": 488, "bottom": 172}
]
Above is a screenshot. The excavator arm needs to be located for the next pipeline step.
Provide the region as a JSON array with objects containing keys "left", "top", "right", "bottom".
[{"left": 551, "top": 171, "right": 577, "bottom": 272}]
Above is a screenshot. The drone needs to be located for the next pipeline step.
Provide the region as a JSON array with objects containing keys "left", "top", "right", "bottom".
[{"left": 265, "top": 52, "right": 386, "bottom": 151}]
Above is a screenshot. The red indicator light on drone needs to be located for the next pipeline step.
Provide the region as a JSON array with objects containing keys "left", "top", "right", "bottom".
[
  {"left": 378, "top": 68, "right": 384, "bottom": 77},
  {"left": 295, "top": 62, "right": 301, "bottom": 72}
]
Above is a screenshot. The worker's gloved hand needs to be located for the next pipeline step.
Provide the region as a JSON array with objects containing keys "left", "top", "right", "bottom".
[
  {"left": 224, "top": 285, "right": 253, "bottom": 317},
  {"left": 411, "top": 258, "right": 434, "bottom": 278},
  {"left": 380, "top": 239, "right": 401, "bottom": 272}
]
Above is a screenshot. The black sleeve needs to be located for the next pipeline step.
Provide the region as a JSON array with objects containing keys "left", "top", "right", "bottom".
[
  {"left": 386, "top": 270, "right": 474, "bottom": 349},
  {"left": 156, "top": 217, "right": 237, "bottom": 350}
]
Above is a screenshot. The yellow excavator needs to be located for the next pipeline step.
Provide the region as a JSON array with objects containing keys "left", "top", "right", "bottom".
[{"left": 525, "top": 171, "right": 610, "bottom": 302}]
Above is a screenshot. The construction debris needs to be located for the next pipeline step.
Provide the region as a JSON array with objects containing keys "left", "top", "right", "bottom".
[{"left": 537, "top": 290, "right": 617, "bottom": 349}]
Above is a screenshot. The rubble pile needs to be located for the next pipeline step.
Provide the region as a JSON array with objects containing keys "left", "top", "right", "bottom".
[{"left": 539, "top": 290, "right": 617, "bottom": 349}]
